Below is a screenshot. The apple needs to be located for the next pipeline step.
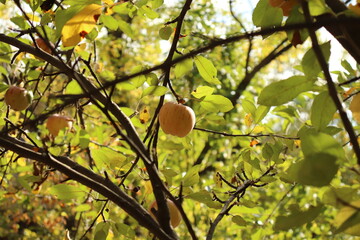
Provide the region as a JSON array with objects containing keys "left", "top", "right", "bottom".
[
  {"left": 350, "top": 93, "right": 360, "bottom": 122},
  {"left": 158, "top": 102, "right": 196, "bottom": 137},
  {"left": 46, "top": 114, "right": 73, "bottom": 137},
  {"left": 4, "top": 86, "right": 33, "bottom": 111},
  {"left": 148, "top": 199, "right": 182, "bottom": 228}
]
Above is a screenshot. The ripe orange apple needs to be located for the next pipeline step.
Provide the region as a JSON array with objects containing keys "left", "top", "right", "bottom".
[
  {"left": 4, "top": 86, "right": 33, "bottom": 111},
  {"left": 350, "top": 93, "right": 360, "bottom": 122},
  {"left": 148, "top": 199, "right": 182, "bottom": 228},
  {"left": 46, "top": 114, "right": 73, "bottom": 137},
  {"left": 158, "top": 102, "right": 196, "bottom": 137},
  {"left": 269, "top": 0, "right": 298, "bottom": 16}
]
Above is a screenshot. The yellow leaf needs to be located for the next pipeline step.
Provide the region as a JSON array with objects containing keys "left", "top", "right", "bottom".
[
  {"left": 214, "top": 172, "right": 223, "bottom": 188},
  {"left": 252, "top": 126, "right": 265, "bottom": 134},
  {"left": 61, "top": 4, "right": 102, "bottom": 47},
  {"left": 139, "top": 106, "right": 150, "bottom": 124},
  {"left": 244, "top": 113, "right": 253, "bottom": 127}
]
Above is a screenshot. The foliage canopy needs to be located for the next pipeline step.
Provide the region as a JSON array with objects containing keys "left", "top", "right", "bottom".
[{"left": 1, "top": 0, "right": 360, "bottom": 239}]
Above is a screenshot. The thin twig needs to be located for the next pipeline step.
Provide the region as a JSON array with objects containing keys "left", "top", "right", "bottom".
[{"left": 194, "top": 127, "right": 299, "bottom": 140}]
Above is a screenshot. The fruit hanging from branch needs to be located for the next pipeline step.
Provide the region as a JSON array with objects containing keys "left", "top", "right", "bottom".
[
  {"left": 46, "top": 114, "right": 73, "bottom": 137},
  {"left": 4, "top": 86, "right": 33, "bottom": 111},
  {"left": 148, "top": 199, "right": 182, "bottom": 228},
  {"left": 159, "top": 102, "right": 196, "bottom": 137}
]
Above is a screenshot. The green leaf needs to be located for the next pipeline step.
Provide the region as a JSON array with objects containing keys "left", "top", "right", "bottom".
[
  {"left": 301, "top": 41, "right": 331, "bottom": 78},
  {"left": 200, "top": 95, "right": 233, "bottom": 112},
  {"left": 65, "top": 80, "right": 83, "bottom": 95},
  {"left": 274, "top": 204, "right": 323, "bottom": 230},
  {"left": 191, "top": 86, "right": 215, "bottom": 99},
  {"left": 118, "top": 19, "right": 135, "bottom": 39},
  {"left": 299, "top": 131, "right": 345, "bottom": 160},
  {"left": 288, "top": 153, "right": 338, "bottom": 187},
  {"left": 112, "top": 223, "right": 135, "bottom": 238},
  {"left": 232, "top": 215, "right": 247, "bottom": 226},
  {"left": 130, "top": 66, "right": 146, "bottom": 88},
  {"left": 159, "top": 26, "right": 173, "bottom": 40},
  {"left": 254, "top": 105, "right": 270, "bottom": 124},
  {"left": 49, "top": 184, "right": 87, "bottom": 200},
  {"left": 79, "top": 129, "right": 90, "bottom": 149},
  {"left": 94, "top": 221, "right": 110, "bottom": 240},
  {"left": 252, "top": 0, "right": 283, "bottom": 28},
  {"left": 194, "top": 56, "right": 221, "bottom": 84},
  {"left": 91, "top": 147, "right": 127, "bottom": 170},
  {"left": 141, "top": 86, "right": 168, "bottom": 98},
  {"left": 174, "top": 58, "right": 193, "bottom": 78},
  {"left": 0, "top": 82, "right": 8, "bottom": 93},
  {"left": 242, "top": 99, "right": 256, "bottom": 116},
  {"left": 258, "top": 76, "right": 314, "bottom": 106},
  {"left": 11, "top": 16, "right": 27, "bottom": 29},
  {"left": 100, "top": 15, "right": 119, "bottom": 31},
  {"left": 186, "top": 190, "right": 222, "bottom": 209},
  {"left": 334, "top": 200, "right": 360, "bottom": 236},
  {"left": 309, "top": 0, "right": 329, "bottom": 16},
  {"left": 182, "top": 165, "right": 200, "bottom": 187},
  {"left": 311, "top": 91, "right": 337, "bottom": 130}
]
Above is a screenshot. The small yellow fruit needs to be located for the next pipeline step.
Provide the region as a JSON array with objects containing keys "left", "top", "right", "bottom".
[
  {"left": 158, "top": 102, "right": 196, "bottom": 137},
  {"left": 4, "top": 86, "right": 33, "bottom": 111},
  {"left": 148, "top": 199, "right": 182, "bottom": 228},
  {"left": 46, "top": 114, "right": 73, "bottom": 137}
]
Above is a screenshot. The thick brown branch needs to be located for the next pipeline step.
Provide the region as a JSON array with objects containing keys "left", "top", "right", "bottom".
[{"left": 0, "top": 135, "right": 175, "bottom": 240}]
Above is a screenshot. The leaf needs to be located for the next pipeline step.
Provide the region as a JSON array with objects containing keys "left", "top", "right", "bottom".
[
  {"left": 91, "top": 147, "right": 127, "bottom": 170},
  {"left": 100, "top": 14, "right": 118, "bottom": 31},
  {"left": 241, "top": 99, "right": 256, "bottom": 116},
  {"left": 252, "top": 0, "right": 283, "bottom": 28},
  {"left": 191, "top": 86, "right": 215, "bottom": 99},
  {"left": 334, "top": 200, "right": 360, "bottom": 236},
  {"left": 194, "top": 56, "right": 221, "bottom": 85},
  {"left": 274, "top": 204, "right": 323, "bottom": 230},
  {"left": 112, "top": 222, "right": 136, "bottom": 239},
  {"left": 244, "top": 113, "right": 253, "bottom": 127},
  {"left": 174, "top": 58, "right": 193, "bottom": 78},
  {"left": 65, "top": 80, "right": 83, "bottom": 95},
  {"left": 232, "top": 215, "right": 247, "bottom": 226},
  {"left": 200, "top": 95, "right": 233, "bottom": 112},
  {"left": 118, "top": 19, "right": 135, "bottom": 39},
  {"left": 159, "top": 26, "right": 173, "bottom": 40},
  {"left": 49, "top": 184, "right": 87, "bottom": 200},
  {"left": 258, "top": 76, "right": 314, "bottom": 106},
  {"left": 141, "top": 86, "right": 168, "bottom": 98},
  {"left": 254, "top": 105, "right": 270, "bottom": 124},
  {"left": 139, "top": 106, "right": 150, "bottom": 124},
  {"left": 301, "top": 41, "right": 331, "bottom": 78},
  {"left": 94, "top": 221, "right": 110, "bottom": 240},
  {"left": 186, "top": 190, "right": 222, "bottom": 209},
  {"left": 61, "top": 4, "right": 102, "bottom": 47},
  {"left": 182, "top": 165, "right": 200, "bottom": 187},
  {"left": 311, "top": 91, "right": 337, "bottom": 130},
  {"left": 288, "top": 153, "right": 338, "bottom": 187},
  {"left": 299, "top": 131, "right": 345, "bottom": 160}
]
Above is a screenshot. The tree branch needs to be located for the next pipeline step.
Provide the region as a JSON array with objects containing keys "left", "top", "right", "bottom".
[
  {"left": 0, "top": 135, "right": 175, "bottom": 240},
  {"left": 302, "top": 0, "right": 360, "bottom": 165}
]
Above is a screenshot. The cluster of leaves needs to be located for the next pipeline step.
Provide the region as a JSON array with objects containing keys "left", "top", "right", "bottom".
[{"left": 0, "top": 0, "right": 360, "bottom": 239}]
